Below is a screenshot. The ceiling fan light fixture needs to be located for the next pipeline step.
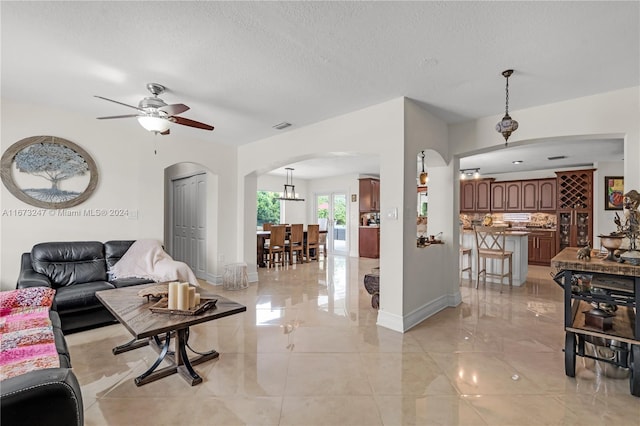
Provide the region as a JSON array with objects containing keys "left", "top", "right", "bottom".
[
  {"left": 495, "top": 69, "right": 519, "bottom": 145},
  {"left": 137, "top": 115, "right": 170, "bottom": 133}
]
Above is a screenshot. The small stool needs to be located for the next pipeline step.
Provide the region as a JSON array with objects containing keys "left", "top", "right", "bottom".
[
  {"left": 459, "top": 247, "right": 472, "bottom": 282},
  {"left": 223, "top": 263, "right": 249, "bottom": 290}
]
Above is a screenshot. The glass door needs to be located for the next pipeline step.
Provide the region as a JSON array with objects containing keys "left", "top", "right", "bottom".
[{"left": 315, "top": 192, "right": 348, "bottom": 255}]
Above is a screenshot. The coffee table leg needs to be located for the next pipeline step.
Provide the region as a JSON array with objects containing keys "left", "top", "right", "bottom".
[
  {"left": 112, "top": 337, "right": 150, "bottom": 355},
  {"left": 134, "top": 332, "right": 172, "bottom": 386},
  {"left": 185, "top": 327, "right": 217, "bottom": 357},
  {"left": 176, "top": 329, "right": 202, "bottom": 385}
]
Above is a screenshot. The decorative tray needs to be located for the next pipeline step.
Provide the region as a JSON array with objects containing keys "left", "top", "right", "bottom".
[{"left": 149, "top": 297, "right": 217, "bottom": 316}]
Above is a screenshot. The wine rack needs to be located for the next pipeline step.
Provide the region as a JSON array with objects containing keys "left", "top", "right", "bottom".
[{"left": 556, "top": 169, "right": 594, "bottom": 252}]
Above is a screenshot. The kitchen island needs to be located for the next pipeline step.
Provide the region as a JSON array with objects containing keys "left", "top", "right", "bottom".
[{"left": 462, "top": 229, "right": 529, "bottom": 286}]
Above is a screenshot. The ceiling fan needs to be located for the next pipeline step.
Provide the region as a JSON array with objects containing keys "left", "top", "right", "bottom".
[{"left": 95, "top": 83, "right": 214, "bottom": 135}]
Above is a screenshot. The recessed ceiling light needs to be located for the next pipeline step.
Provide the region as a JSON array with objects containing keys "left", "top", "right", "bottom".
[
  {"left": 512, "top": 160, "right": 523, "bottom": 164},
  {"left": 272, "top": 122, "right": 292, "bottom": 130}
]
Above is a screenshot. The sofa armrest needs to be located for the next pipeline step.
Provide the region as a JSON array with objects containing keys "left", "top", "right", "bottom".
[
  {"left": 17, "top": 253, "right": 52, "bottom": 289},
  {"left": 1, "top": 368, "right": 84, "bottom": 426}
]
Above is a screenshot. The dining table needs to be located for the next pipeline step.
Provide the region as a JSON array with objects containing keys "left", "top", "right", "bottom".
[{"left": 257, "top": 227, "right": 326, "bottom": 267}]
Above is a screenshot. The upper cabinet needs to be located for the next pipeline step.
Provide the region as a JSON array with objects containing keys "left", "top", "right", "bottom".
[
  {"left": 463, "top": 177, "right": 557, "bottom": 213},
  {"left": 460, "top": 179, "right": 492, "bottom": 212},
  {"left": 521, "top": 178, "right": 557, "bottom": 211},
  {"left": 359, "top": 178, "right": 380, "bottom": 212},
  {"left": 491, "top": 181, "right": 522, "bottom": 212}
]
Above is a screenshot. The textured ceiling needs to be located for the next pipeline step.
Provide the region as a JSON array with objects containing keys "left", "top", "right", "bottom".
[{"left": 2, "top": 1, "right": 639, "bottom": 177}]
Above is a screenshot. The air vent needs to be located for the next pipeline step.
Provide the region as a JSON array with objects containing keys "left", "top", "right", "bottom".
[
  {"left": 272, "top": 122, "right": 292, "bottom": 130},
  {"left": 548, "top": 155, "right": 567, "bottom": 160}
]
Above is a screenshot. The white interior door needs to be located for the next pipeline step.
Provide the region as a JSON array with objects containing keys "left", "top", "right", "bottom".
[{"left": 172, "top": 173, "right": 207, "bottom": 279}]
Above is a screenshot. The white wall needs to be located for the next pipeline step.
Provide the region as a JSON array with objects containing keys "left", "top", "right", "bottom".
[
  {"left": 401, "top": 99, "right": 456, "bottom": 331},
  {"left": 1, "top": 100, "right": 236, "bottom": 290}
]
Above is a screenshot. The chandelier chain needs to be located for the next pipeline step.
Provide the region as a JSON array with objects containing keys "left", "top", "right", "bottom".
[{"left": 505, "top": 76, "right": 510, "bottom": 115}]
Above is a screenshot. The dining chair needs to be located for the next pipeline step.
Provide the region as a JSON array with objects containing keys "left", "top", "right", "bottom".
[
  {"left": 286, "top": 224, "right": 304, "bottom": 265},
  {"left": 474, "top": 226, "right": 512, "bottom": 292},
  {"left": 305, "top": 224, "right": 320, "bottom": 261},
  {"left": 267, "top": 225, "right": 286, "bottom": 268},
  {"left": 261, "top": 223, "right": 273, "bottom": 264},
  {"left": 318, "top": 232, "right": 327, "bottom": 258}
]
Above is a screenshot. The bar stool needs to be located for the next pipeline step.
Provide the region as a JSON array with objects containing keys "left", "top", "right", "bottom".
[
  {"left": 474, "top": 226, "right": 512, "bottom": 293},
  {"left": 459, "top": 247, "right": 472, "bottom": 282},
  {"left": 459, "top": 226, "right": 472, "bottom": 282}
]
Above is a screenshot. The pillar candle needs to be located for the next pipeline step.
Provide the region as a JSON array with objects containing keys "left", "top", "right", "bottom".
[
  {"left": 177, "top": 282, "right": 190, "bottom": 310},
  {"left": 188, "top": 287, "right": 196, "bottom": 309},
  {"left": 168, "top": 282, "right": 179, "bottom": 309},
  {"left": 194, "top": 293, "right": 201, "bottom": 307}
]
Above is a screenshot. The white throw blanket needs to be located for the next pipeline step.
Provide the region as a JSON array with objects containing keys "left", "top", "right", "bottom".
[{"left": 110, "top": 239, "right": 199, "bottom": 285}]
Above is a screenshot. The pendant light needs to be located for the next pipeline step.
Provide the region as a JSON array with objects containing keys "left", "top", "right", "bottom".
[
  {"left": 495, "top": 69, "right": 519, "bottom": 145},
  {"left": 277, "top": 167, "right": 305, "bottom": 201},
  {"left": 418, "top": 151, "right": 428, "bottom": 185}
]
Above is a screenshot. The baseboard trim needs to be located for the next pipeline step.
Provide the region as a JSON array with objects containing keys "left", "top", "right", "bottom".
[
  {"left": 205, "top": 272, "right": 222, "bottom": 285},
  {"left": 376, "top": 289, "right": 462, "bottom": 333}
]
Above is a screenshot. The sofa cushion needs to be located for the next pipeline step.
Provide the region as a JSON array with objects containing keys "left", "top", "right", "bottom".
[
  {"left": 54, "top": 281, "right": 115, "bottom": 311},
  {"left": 31, "top": 242, "right": 107, "bottom": 288},
  {"left": 104, "top": 240, "right": 136, "bottom": 272}
]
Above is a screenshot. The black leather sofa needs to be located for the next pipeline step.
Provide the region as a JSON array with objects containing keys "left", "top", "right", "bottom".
[
  {"left": 17, "top": 240, "right": 153, "bottom": 333},
  {"left": 0, "top": 309, "right": 84, "bottom": 426}
]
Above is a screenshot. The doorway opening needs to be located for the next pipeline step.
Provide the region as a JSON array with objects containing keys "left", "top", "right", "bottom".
[{"left": 315, "top": 192, "right": 348, "bottom": 254}]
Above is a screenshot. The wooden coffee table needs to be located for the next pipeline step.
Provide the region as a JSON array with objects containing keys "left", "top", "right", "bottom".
[{"left": 96, "top": 283, "right": 246, "bottom": 386}]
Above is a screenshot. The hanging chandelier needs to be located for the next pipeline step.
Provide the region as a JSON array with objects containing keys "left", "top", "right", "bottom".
[
  {"left": 277, "top": 167, "right": 305, "bottom": 201},
  {"left": 495, "top": 69, "right": 519, "bottom": 145},
  {"left": 418, "top": 151, "right": 428, "bottom": 185}
]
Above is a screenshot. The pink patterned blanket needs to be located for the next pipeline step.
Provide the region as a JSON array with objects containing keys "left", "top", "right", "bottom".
[{"left": 0, "top": 287, "right": 60, "bottom": 381}]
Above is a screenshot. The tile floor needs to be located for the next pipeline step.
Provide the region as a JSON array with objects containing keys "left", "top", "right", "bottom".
[{"left": 67, "top": 256, "right": 639, "bottom": 425}]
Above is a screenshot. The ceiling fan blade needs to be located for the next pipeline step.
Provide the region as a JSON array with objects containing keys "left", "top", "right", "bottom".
[
  {"left": 170, "top": 116, "right": 214, "bottom": 131},
  {"left": 160, "top": 129, "right": 170, "bottom": 135},
  {"left": 96, "top": 114, "right": 140, "bottom": 120},
  {"left": 160, "top": 103, "right": 190, "bottom": 116},
  {"left": 94, "top": 95, "right": 145, "bottom": 113}
]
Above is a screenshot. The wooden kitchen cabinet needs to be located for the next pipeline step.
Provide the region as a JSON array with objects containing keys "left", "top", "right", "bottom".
[
  {"left": 528, "top": 230, "right": 557, "bottom": 265},
  {"left": 491, "top": 181, "right": 521, "bottom": 211},
  {"left": 460, "top": 179, "right": 493, "bottom": 212},
  {"left": 359, "top": 226, "right": 380, "bottom": 258},
  {"left": 522, "top": 178, "right": 557, "bottom": 211},
  {"left": 359, "top": 178, "right": 380, "bottom": 212}
]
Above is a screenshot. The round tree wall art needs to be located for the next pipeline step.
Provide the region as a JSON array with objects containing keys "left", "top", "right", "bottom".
[{"left": 1, "top": 135, "right": 98, "bottom": 209}]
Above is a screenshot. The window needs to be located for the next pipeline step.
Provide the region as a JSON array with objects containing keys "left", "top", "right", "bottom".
[{"left": 257, "top": 191, "right": 281, "bottom": 229}]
